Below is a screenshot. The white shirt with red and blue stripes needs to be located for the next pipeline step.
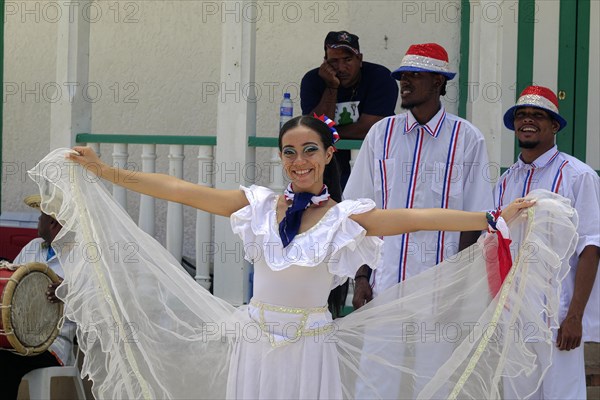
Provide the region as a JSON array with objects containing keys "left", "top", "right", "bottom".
[
  {"left": 344, "top": 107, "right": 494, "bottom": 295},
  {"left": 494, "top": 146, "right": 600, "bottom": 342}
]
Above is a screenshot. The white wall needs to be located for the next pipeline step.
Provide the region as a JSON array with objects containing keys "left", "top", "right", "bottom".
[
  {"left": 3, "top": 2, "right": 58, "bottom": 212},
  {"left": 88, "top": 1, "right": 223, "bottom": 255}
]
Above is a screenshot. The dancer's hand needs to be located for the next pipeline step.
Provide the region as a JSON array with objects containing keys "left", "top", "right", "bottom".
[
  {"left": 352, "top": 266, "right": 373, "bottom": 310},
  {"left": 501, "top": 197, "right": 536, "bottom": 221},
  {"left": 67, "top": 146, "right": 106, "bottom": 176}
]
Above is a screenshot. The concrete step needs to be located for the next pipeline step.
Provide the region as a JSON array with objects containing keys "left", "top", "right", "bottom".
[{"left": 586, "top": 342, "right": 600, "bottom": 400}]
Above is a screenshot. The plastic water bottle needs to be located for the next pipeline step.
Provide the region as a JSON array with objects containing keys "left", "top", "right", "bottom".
[{"left": 279, "top": 93, "right": 293, "bottom": 130}]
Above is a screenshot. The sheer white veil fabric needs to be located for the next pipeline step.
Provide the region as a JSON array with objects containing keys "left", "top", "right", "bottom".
[{"left": 29, "top": 149, "right": 578, "bottom": 399}]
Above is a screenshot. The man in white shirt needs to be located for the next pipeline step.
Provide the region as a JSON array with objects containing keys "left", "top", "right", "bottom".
[
  {"left": 495, "top": 85, "right": 599, "bottom": 399},
  {"left": 344, "top": 42, "right": 494, "bottom": 399},
  {"left": 345, "top": 43, "right": 494, "bottom": 305},
  {"left": 0, "top": 194, "right": 76, "bottom": 400}
]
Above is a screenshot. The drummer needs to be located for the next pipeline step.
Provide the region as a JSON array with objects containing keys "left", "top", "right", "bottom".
[{"left": 0, "top": 194, "right": 76, "bottom": 400}]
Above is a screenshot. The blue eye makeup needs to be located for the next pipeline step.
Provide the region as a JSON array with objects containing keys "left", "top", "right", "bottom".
[
  {"left": 303, "top": 145, "right": 320, "bottom": 153},
  {"left": 282, "top": 148, "right": 297, "bottom": 157},
  {"left": 282, "top": 143, "right": 321, "bottom": 159}
]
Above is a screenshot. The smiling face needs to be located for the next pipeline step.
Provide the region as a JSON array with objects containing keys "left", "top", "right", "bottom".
[
  {"left": 325, "top": 48, "right": 362, "bottom": 88},
  {"left": 280, "top": 126, "right": 334, "bottom": 194},
  {"left": 514, "top": 106, "right": 559, "bottom": 152}
]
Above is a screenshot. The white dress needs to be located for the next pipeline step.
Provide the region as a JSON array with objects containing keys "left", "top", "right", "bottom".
[
  {"left": 227, "top": 185, "right": 381, "bottom": 399},
  {"left": 28, "top": 149, "right": 580, "bottom": 400}
]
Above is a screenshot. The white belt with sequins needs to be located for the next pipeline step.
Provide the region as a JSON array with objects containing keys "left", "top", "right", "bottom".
[{"left": 248, "top": 299, "right": 336, "bottom": 348}]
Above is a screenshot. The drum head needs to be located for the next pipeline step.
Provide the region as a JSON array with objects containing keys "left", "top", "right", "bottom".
[{"left": 1, "top": 262, "right": 63, "bottom": 355}]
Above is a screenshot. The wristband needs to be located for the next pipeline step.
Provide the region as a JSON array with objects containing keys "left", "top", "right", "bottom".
[
  {"left": 354, "top": 275, "right": 370, "bottom": 281},
  {"left": 486, "top": 207, "right": 502, "bottom": 232}
]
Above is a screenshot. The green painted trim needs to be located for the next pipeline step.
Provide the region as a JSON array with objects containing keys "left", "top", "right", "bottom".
[
  {"left": 514, "top": 0, "right": 536, "bottom": 161},
  {"left": 573, "top": 0, "right": 590, "bottom": 161},
  {"left": 557, "top": 1, "right": 578, "bottom": 155},
  {"left": 0, "top": 0, "right": 4, "bottom": 213},
  {"left": 76, "top": 134, "right": 364, "bottom": 150},
  {"left": 76, "top": 134, "right": 217, "bottom": 146},
  {"left": 248, "top": 137, "right": 277, "bottom": 147},
  {"left": 77, "top": 134, "right": 364, "bottom": 150},
  {"left": 248, "top": 136, "right": 363, "bottom": 150},
  {"left": 557, "top": 0, "right": 590, "bottom": 160},
  {"left": 323, "top": 140, "right": 364, "bottom": 151},
  {"left": 341, "top": 305, "right": 354, "bottom": 317},
  {"left": 458, "top": 0, "right": 471, "bottom": 119},
  {"left": 515, "top": 0, "right": 536, "bottom": 94}
]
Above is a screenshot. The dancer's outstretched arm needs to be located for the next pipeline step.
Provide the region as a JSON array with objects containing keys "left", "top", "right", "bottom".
[
  {"left": 68, "top": 147, "right": 249, "bottom": 217},
  {"left": 352, "top": 199, "right": 534, "bottom": 237}
]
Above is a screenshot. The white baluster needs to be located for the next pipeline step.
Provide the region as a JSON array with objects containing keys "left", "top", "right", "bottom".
[
  {"left": 167, "top": 145, "right": 184, "bottom": 261},
  {"left": 350, "top": 149, "right": 359, "bottom": 172},
  {"left": 195, "top": 145, "right": 214, "bottom": 290},
  {"left": 268, "top": 148, "right": 286, "bottom": 193},
  {"left": 139, "top": 144, "right": 157, "bottom": 235},
  {"left": 88, "top": 142, "right": 100, "bottom": 157},
  {"left": 112, "top": 143, "right": 128, "bottom": 208},
  {"left": 346, "top": 149, "right": 361, "bottom": 301}
]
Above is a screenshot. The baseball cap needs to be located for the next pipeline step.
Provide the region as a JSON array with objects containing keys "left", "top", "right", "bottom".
[{"left": 324, "top": 31, "right": 360, "bottom": 55}]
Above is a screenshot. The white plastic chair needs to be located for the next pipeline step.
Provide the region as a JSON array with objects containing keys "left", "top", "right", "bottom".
[{"left": 22, "top": 349, "right": 87, "bottom": 400}]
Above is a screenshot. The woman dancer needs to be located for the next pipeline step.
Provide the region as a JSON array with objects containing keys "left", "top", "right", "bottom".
[{"left": 30, "top": 116, "right": 574, "bottom": 399}]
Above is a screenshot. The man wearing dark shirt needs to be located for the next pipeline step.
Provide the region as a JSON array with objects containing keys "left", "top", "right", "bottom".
[{"left": 300, "top": 31, "right": 398, "bottom": 186}]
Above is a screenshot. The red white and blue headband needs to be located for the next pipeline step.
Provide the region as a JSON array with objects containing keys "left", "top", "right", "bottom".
[{"left": 313, "top": 113, "right": 340, "bottom": 145}]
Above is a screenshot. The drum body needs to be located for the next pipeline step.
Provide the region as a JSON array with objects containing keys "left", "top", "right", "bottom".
[{"left": 0, "top": 262, "right": 63, "bottom": 355}]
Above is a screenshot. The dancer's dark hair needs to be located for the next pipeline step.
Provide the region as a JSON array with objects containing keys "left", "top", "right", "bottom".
[{"left": 279, "top": 116, "right": 347, "bottom": 318}]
